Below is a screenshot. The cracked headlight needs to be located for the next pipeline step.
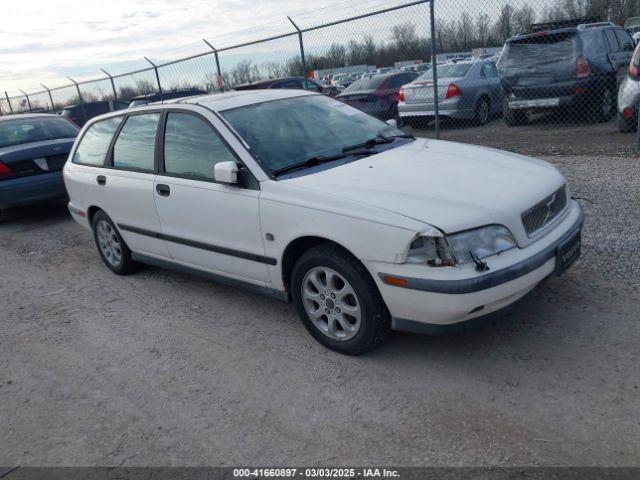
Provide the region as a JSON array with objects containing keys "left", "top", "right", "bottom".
[
  {"left": 447, "top": 225, "right": 517, "bottom": 265},
  {"left": 406, "top": 225, "right": 516, "bottom": 266}
]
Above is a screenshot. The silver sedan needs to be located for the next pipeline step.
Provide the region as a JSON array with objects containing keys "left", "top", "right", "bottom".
[
  {"left": 618, "top": 44, "right": 640, "bottom": 133},
  {"left": 397, "top": 59, "right": 504, "bottom": 127}
]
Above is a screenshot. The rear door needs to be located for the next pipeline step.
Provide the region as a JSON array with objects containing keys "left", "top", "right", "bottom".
[
  {"left": 480, "top": 62, "right": 503, "bottom": 111},
  {"left": 99, "top": 112, "right": 170, "bottom": 258},
  {"left": 153, "top": 110, "right": 269, "bottom": 283},
  {"left": 614, "top": 29, "right": 635, "bottom": 83},
  {"left": 603, "top": 29, "right": 629, "bottom": 86}
]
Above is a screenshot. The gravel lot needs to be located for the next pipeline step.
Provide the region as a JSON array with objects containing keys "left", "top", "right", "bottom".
[{"left": 1, "top": 126, "right": 639, "bottom": 466}]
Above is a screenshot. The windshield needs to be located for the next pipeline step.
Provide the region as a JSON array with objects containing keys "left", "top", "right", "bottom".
[
  {"left": 221, "top": 95, "right": 406, "bottom": 174},
  {"left": 498, "top": 33, "right": 577, "bottom": 74},
  {"left": 418, "top": 63, "right": 471, "bottom": 81},
  {"left": 0, "top": 117, "right": 79, "bottom": 148}
]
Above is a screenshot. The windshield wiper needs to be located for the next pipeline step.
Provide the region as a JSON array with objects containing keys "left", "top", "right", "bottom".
[
  {"left": 341, "top": 134, "right": 414, "bottom": 153},
  {"left": 272, "top": 150, "right": 371, "bottom": 176}
]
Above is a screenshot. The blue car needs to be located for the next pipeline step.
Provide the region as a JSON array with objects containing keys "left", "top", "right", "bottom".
[{"left": 0, "top": 114, "right": 79, "bottom": 215}]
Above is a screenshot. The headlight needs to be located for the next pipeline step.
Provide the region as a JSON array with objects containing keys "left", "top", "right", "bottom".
[{"left": 405, "top": 225, "right": 516, "bottom": 266}]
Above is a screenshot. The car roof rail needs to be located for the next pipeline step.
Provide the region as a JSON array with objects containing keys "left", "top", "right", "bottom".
[
  {"left": 579, "top": 21, "right": 617, "bottom": 29},
  {"left": 529, "top": 17, "right": 602, "bottom": 32}
]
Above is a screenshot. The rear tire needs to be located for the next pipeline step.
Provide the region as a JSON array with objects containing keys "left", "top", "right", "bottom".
[
  {"left": 503, "top": 99, "right": 527, "bottom": 126},
  {"left": 475, "top": 97, "right": 491, "bottom": 126},
  {"left": 91, "top": 210, "right": 137, "bottom": 275},
  {"left": 595, "top": 87, "right": 615, "bottom": 123},
  {"left": 291, "top": 243, "right": 390, "bottom": 355},
  {"left": 617, "top": 113, "right": 636, "bottom": 133}
]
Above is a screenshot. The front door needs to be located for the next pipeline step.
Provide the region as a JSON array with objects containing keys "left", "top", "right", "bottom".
[{"left": 153, "top": 111, "right": 270, "bottom": 283}]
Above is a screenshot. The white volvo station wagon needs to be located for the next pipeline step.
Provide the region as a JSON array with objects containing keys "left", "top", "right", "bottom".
[{"left": 64, "top": 90, "right": 583, "bottom": 354}]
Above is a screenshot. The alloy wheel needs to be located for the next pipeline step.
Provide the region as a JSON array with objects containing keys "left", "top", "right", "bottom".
[
  {"left": 96, "top": 220, "right": 122, "bottom": 267},
  {"left": 301, "top": 267, "right": 362, "bottom": 341}
]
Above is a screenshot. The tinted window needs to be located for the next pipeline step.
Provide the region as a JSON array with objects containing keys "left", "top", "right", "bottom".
[
  {"left": 163, "top": 113, "right": 236, "bottom": 180},
  {"left": 604, "top": 30, "right": 620, "bottom": 52},
  {"left": 276, "top": 79, "right": 301, "bottom": 89},
  {"left": 615, "top": 29, "right": 634, "bottom": 51},
  {"left": 0, "top": 116, "right": 79, "bottom": 149},
  {"left": 498, "top": 34, "right": 577, "bottom": 74},
  {"left": 72, "top": 117, "right": 120, "bottom": 165},
  {"left": 582, "top": 30, "right": 607, "bottom": 57},
  {"left": 481, "top": 63, "right": 499, "bottom": 78},
  {"left": 113, "top": 113, "right": 159, "bottom": 171},
  {"left": 342, "top": 76, "right": 386, "bottom": 92}
]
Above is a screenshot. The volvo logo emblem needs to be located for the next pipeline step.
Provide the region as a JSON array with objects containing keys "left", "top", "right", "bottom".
[{"left": 542, "top": 193, "right": 556, "bottom": 225}]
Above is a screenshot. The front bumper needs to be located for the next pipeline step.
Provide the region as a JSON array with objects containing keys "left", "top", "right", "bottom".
[
  {"left": 0, "top": 171, "right": 67, "bottom": 209},
  {"left": 370, "top": 201, "right": 584, "bottom": 333}
]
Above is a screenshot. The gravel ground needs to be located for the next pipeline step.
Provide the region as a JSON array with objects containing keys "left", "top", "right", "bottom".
[{"left": 0, "top": 150, "right": 639, "bottom": 467}]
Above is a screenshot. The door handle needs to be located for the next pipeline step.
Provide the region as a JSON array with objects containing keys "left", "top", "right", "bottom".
[
  {"left": 156, "top": 184, "right": 170, "bottom": 197},
  {"left": 96, "top": 175, "right": 106, "bottom": 186}
]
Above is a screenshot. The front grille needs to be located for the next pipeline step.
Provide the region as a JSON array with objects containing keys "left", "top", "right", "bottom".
[{"left": 521, "top": 185, "right": 567, "bottom": 237}]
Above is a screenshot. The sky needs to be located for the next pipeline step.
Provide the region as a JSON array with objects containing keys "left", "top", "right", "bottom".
[{"left": 0, "top": 0, "right": 528, "bottom": 96}]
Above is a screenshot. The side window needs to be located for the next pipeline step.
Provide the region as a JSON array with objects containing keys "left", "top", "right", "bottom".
[
  {"left": 112, "top": 113, "right": 160, "bottom": 171},
  {"left": 615, "top": 29, "right": 634, "bottom": 51},
  {"left": 582, "top": 30, "right": 606, "bottom": 57},
  {"left": 604, "top": 29, "right": 620, "bottom": 52},
  {"left": 277, "top": 79, "right": 301, "bottom": 89},
  {"left": 163, "top": 113, "right": 237, "bottom": 180},
  {"left": 388, "top": 75, "right": 407, "bottom": 89},
  {"left": 73, "top": 117, "right": 121, "bottom": 166},
  {"left": 481, "top": 63, "right": 499, "bottom": 78}
]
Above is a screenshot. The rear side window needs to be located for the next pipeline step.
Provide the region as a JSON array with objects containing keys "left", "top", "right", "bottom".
[
  {"left": 615, "top": 29, "right": 634, "bottom": 51},
  {"left": 481, "top": 63, "right": 499, "bottom": 78},
  {"left": 163, "top": 113, "right": 236, "bottom": 180},
  {"left": 112, "top": 113, "right": 160, "bottom": 171},
  {"left": 581, "top": 30, "right": 606, "bottom": 57},
  {"left": 73, "top": 117, "right": 121, "bottom": 166},
  {"left": 604, "top": 30, "right": 620, "bottom": 52}
]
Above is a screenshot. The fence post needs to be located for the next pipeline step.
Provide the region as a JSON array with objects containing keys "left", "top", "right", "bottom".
[
  {"left": 100, "top": 68, "right": 118, "bottom": 103},
  {"left": 4, "top": 92, "right": 13, "bottom": 114},
  {"left": 144, "top": 57, "right": 163, "bottom": 98},
  {"left": 287, "top": 16, "right": 308, "bottom": 89},
  {"left": 429, "top": 0, "right": 440, "bottom": 139},
  {"left": 19, "top": 89, "right": 32, "bottom": 112},
  {"left": 68, "top": 76, "right": 88, "bottom": 123},
  {"left": 203, "top": 39, "right": 224, "bottom": 91},
  {"left": 40, "top": 84, "right": 55, "bottom": 112}
]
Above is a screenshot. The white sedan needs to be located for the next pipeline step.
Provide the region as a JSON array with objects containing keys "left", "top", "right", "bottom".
[{"left": 63, "top": 90, "right": 583, "bottom": 354}]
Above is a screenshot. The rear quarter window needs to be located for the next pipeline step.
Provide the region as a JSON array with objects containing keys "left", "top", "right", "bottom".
[
  {"left": 72, "top": 117, "right": 121, "bottom": 166},
  {"left": 604, "top": 30, "right": 620, "bottom": 52},
  {"left": 581, "top": 30, "right": 607, "bottom": 58}
]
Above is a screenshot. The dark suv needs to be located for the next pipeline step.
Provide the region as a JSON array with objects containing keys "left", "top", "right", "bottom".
[
  {"left": 498, "top": 20, "right": 635, "bottom": 125},
  {"left": 61, "top": 100, "right": 129, "bottom": 127}
]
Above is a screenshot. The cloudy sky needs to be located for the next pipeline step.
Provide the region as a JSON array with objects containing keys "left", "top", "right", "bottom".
[{"left": 1, "top": 0, "right": 433, "bottom": 94}]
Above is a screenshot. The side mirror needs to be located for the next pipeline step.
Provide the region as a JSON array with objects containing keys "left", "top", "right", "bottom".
[
  {"left": 214, "top": 161, "right": 238, "bottom": 184},
  {"left": 386, "top": 119, "right": 397, "bottom": 128},
  {"left": 624, "top": 42, "right": 634, "bottom": 52}
]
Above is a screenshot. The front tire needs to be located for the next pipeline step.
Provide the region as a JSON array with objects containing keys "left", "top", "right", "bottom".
[
  {"left": 291, "top": 244, "right": 390, "bottom": 355},
  {"left": 92, "top": 210, "right": 137, "bottom": 275}
]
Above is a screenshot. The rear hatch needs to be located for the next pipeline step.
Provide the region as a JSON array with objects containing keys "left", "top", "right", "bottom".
[
  {"left": 402, "top": 63, "right": 471, "bottom": 103},
  {"left": 498, "top": 31, "right": 580, "bottom": 97}
]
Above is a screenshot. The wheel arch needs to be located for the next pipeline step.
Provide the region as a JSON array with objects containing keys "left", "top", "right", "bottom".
[{"left": 281, "top": 236, "right": 365, "bottom": 301}]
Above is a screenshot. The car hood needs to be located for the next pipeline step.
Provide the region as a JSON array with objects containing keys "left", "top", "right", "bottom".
[{"left": 282, "top": 138, "right": 565, "bottom": 246}]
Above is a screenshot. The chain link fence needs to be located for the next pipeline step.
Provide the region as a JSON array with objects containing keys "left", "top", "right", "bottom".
[{"left": 2, "top": 0, "right": 639, "bottom": 153}]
